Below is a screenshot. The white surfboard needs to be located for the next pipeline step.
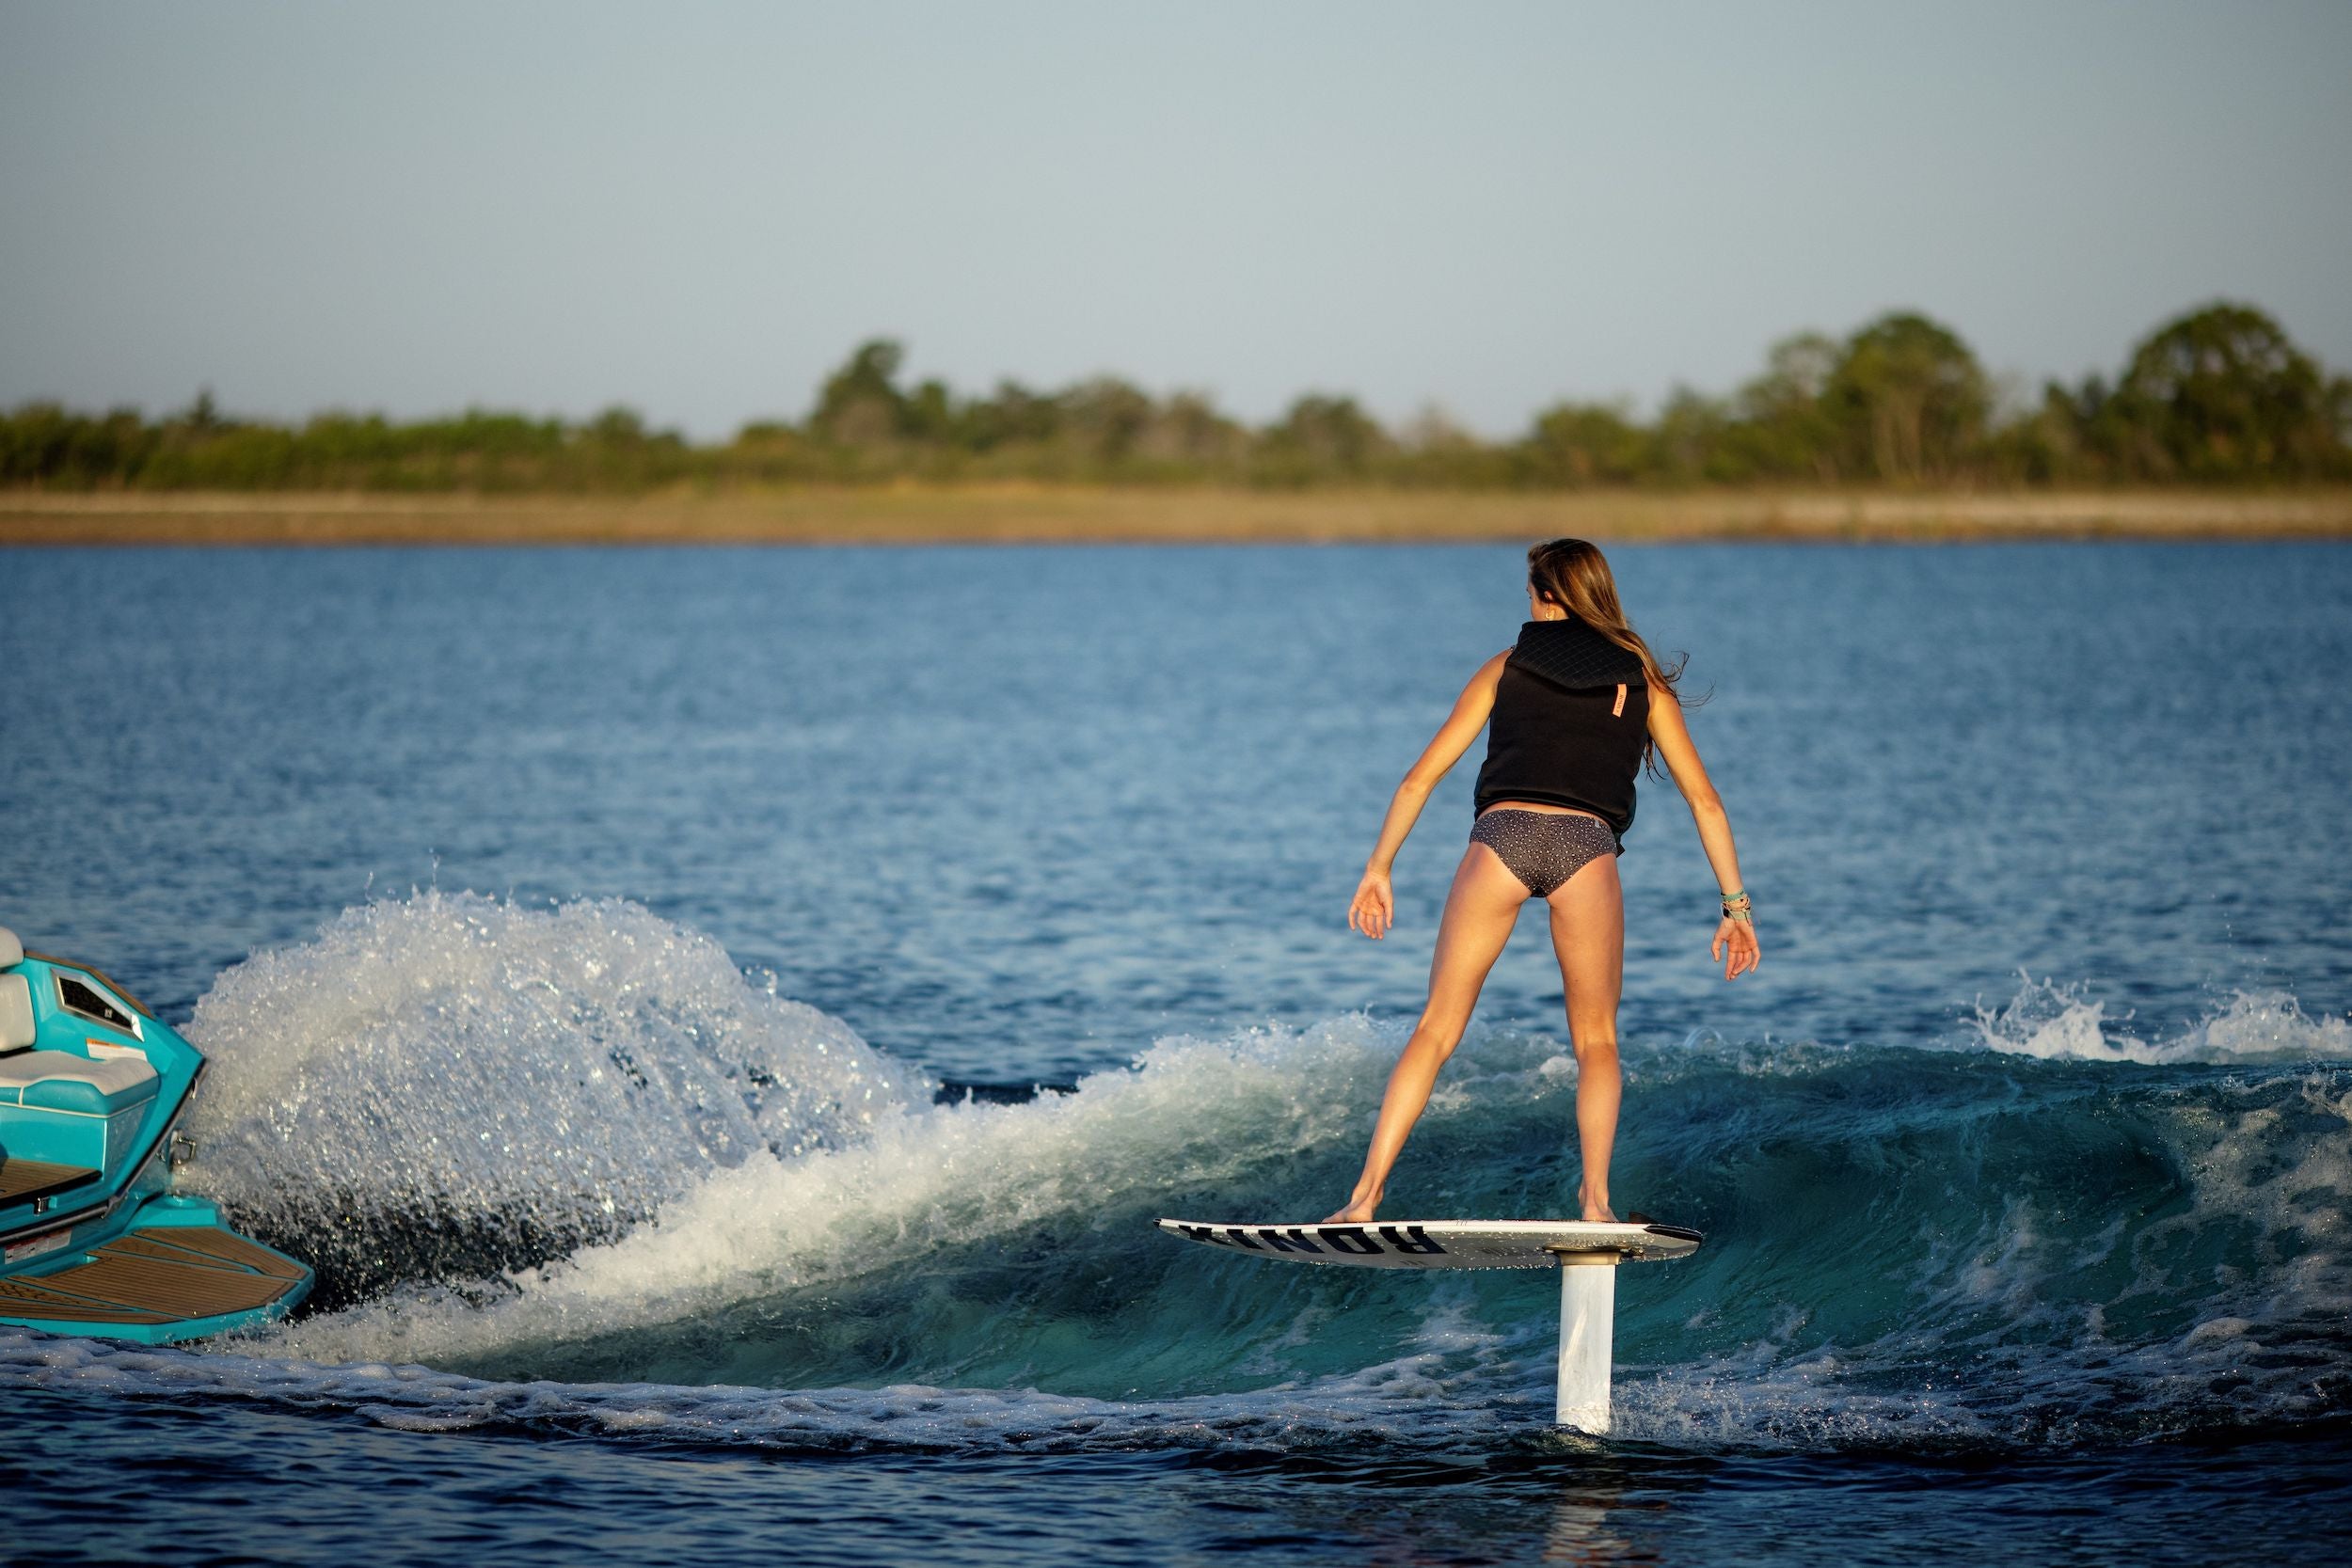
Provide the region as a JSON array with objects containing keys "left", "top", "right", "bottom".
[{"left": 1155, "top": 1217, "right": 1702, "bottom": 1270}]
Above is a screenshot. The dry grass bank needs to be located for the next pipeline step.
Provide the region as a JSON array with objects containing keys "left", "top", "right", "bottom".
[{"left": 5, "top": 485, "right": 2350, "bottom": 546}]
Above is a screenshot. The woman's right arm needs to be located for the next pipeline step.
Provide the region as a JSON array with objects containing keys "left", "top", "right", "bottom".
[{"left": 1349, "top": 652, "right": 1510, "bottom": 940}]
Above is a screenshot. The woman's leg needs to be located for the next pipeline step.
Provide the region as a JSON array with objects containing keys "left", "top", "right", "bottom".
[
  {"left": 1327, "top": 843, "right": 1530, "bottom": 1222},
  {"left": 1547, "top": 853, "right": 1626, "bottom": 1223}
]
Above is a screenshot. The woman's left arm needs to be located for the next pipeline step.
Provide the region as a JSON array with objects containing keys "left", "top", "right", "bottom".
[{"left": 1646, "top": 680, "right": 1760, "bottom": 980}]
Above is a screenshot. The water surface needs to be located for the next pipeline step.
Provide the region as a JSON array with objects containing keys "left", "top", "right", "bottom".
[{"left": 2, "top": 542, "right": 2346, "bottom": 1565}]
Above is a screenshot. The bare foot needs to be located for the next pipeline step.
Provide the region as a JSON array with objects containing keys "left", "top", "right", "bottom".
[
  {"left": 1579, "top": 1184, "right": 1615, "bottom": 1224},
  {"left": 1325, "top": 1188, "right": 1382, "bottom": 1224}
]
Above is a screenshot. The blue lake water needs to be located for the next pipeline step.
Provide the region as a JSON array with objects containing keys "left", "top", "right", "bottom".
[{"left": 2, "top": 542, "right": 2348, "bottom": 1564}]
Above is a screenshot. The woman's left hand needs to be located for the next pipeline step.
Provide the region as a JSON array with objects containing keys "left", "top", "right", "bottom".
[{"left": 1711, "top": 916, "right": 1759, "bottom": 980}]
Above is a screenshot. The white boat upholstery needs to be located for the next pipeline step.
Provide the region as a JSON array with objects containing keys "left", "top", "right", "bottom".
[
  {"left": 0, "top": 1049, "right": 160, "bottom": 1113},
  {"left": 0, "top": 927, "right": 23, "bottom": 968},
  {"left": 0, "top": 974, "right": 32, "bottom": 1053}
]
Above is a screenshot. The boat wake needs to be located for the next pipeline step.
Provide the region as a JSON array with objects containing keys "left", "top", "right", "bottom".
[
  {"left": 175, "top": 892, "right": 920, "bottom": 1306},
  {"left": 3, "top": 891, "right": 2345, "bottom": 1458}
]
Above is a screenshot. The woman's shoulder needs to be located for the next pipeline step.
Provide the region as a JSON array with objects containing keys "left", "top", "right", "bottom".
[{"left": 1451, "top": 649, "right": 1514, "bottom": 703}]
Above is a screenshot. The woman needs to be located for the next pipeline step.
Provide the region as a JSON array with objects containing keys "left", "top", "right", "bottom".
[{"left": 1327, "top": 538, "right": 1757, "bottom": 1226}]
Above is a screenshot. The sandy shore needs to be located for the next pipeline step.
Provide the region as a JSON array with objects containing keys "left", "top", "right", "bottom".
[{"left": 5, "top": 485, "right": 2350, "bottom": 545}]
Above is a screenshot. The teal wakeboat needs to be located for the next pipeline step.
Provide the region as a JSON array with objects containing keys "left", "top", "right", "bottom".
[{"left": 0, "top": 926, "right": 311, "bottom": 1340}]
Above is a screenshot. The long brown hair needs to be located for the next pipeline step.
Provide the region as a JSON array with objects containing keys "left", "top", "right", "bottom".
[{"left": 1525, "top": 536, "right": 1691, "bottom": 706}]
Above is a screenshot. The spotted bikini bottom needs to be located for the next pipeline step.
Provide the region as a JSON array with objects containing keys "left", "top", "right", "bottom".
[{"left": 1469, "top": 809, "right": 1620, "bottom": 898}]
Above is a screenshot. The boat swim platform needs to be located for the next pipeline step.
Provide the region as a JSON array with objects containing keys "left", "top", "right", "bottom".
[
  {"left": 0, "top": 1225, "right": 311, "bottom": 1338},
  {"left": 0, "top": 1157, "right": 101, "bottom": 1209}
]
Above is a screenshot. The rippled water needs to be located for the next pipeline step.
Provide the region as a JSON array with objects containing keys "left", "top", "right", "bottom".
[{"left": 3, "top": 543, "right": 2348, "bottom": 1565}]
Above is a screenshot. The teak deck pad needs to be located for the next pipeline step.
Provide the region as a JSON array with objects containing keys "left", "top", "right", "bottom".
[
  {"left": 3, "top": 1227, "right": 305, "bottom": 1324},
  {"left": 0, "top": 1158, "right": 100, "bottom": 1208}
]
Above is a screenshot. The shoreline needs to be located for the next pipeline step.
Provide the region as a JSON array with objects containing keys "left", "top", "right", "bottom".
[{"left": 5, "top": 485, "right": 2350, "bottom": 546}]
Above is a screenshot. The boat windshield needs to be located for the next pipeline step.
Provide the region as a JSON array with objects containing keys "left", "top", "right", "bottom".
[{"left": 55, "top": 972, "right": 143, "bottom": 1038}]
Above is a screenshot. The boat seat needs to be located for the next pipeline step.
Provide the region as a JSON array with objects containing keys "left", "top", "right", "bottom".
[
  {"left": 0, "top": 974, "right": 32, "bottom": 1053},
  {"left": 0, "top": 926, "right": 24, "bottom": 968},
  {"left": 0, "top": 1051, "right": 160, "bottom": 1116}
]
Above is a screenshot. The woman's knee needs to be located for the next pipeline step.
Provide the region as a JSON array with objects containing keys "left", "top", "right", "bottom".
[
  {"left": 1568, "top": 1028, "right": 1618, "bottom": 1063},
  {"left": 1409, "top": 1012, "right": 1467, "bottom": 1059}
]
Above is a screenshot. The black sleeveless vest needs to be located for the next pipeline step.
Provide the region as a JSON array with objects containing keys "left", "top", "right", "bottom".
[{"left": 1472, "top": 618, "right": 1649, "bottom": 843}]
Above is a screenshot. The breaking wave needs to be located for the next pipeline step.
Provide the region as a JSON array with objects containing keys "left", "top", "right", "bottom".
[
  {"left": 6, "top": 894, "right": 2346, "bottom": 1458},
  {"left": 1968, "top": 975, "right": 2352, "bottom": 1065},
  {"left": 178, "top": 891, "right": 921, "bottom": 1305}
]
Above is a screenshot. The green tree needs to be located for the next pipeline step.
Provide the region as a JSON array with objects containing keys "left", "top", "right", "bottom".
[
  {"left": 1826, "top": 312, "right": 1989, "bottom": 483},
  {"left": 2112, "top": 302, "right": 2340, "bottom": 480},
  {"left": 811, "top": 339, "right": 910, "bottom": 447},
  {"left": 1137, "top": 390, "right": 1246, "bottom": 468},
  {"left": 1258, "top": 393, "right": 1390, "bottom": 482},
  {"left": 1734, "top": 332, "right": 1844, "bottom": 481},
  {"left": 1994, "top": 379, "right": 2103, "bottom": 483},
  {"left": 1653, "top": 387, "right": 1735, "bottom": 483},
  {"left": 1059, "top": 377, "right": 1155, "bottom": 465},
  {"left": 1518, "top": 401, "right": 1652, "bottom": 486},
  {"left": 898, "top": 378, "right": 954, "bottom": 446},
  {"left": 585, "top": 405, "right": 648, "bottom": 446},
  {"left": 961, "top": 380, "right": 1061, "bottom": 452}
]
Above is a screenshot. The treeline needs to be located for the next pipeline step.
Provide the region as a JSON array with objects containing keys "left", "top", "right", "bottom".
[{"left": 6, "top": 301, "right": 2346, "bottom": 492}]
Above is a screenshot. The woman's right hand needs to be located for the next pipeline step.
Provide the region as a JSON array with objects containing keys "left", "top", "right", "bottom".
[
  {"left": 1349, "top": 870, "right": 1395, "bottom": 940},
  {"left": 1711, "top": 914, "right": 1760, "bottom": 980}
]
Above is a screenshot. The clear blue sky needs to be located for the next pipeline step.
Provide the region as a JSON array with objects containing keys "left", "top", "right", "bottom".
[{"left": 3, "top": 0, "right": 2346, "bottom": 438}]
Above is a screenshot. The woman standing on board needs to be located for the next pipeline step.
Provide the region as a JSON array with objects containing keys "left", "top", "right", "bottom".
[{"left": 1328, "top": 538, "right": 1757, "bottom": 1226}]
